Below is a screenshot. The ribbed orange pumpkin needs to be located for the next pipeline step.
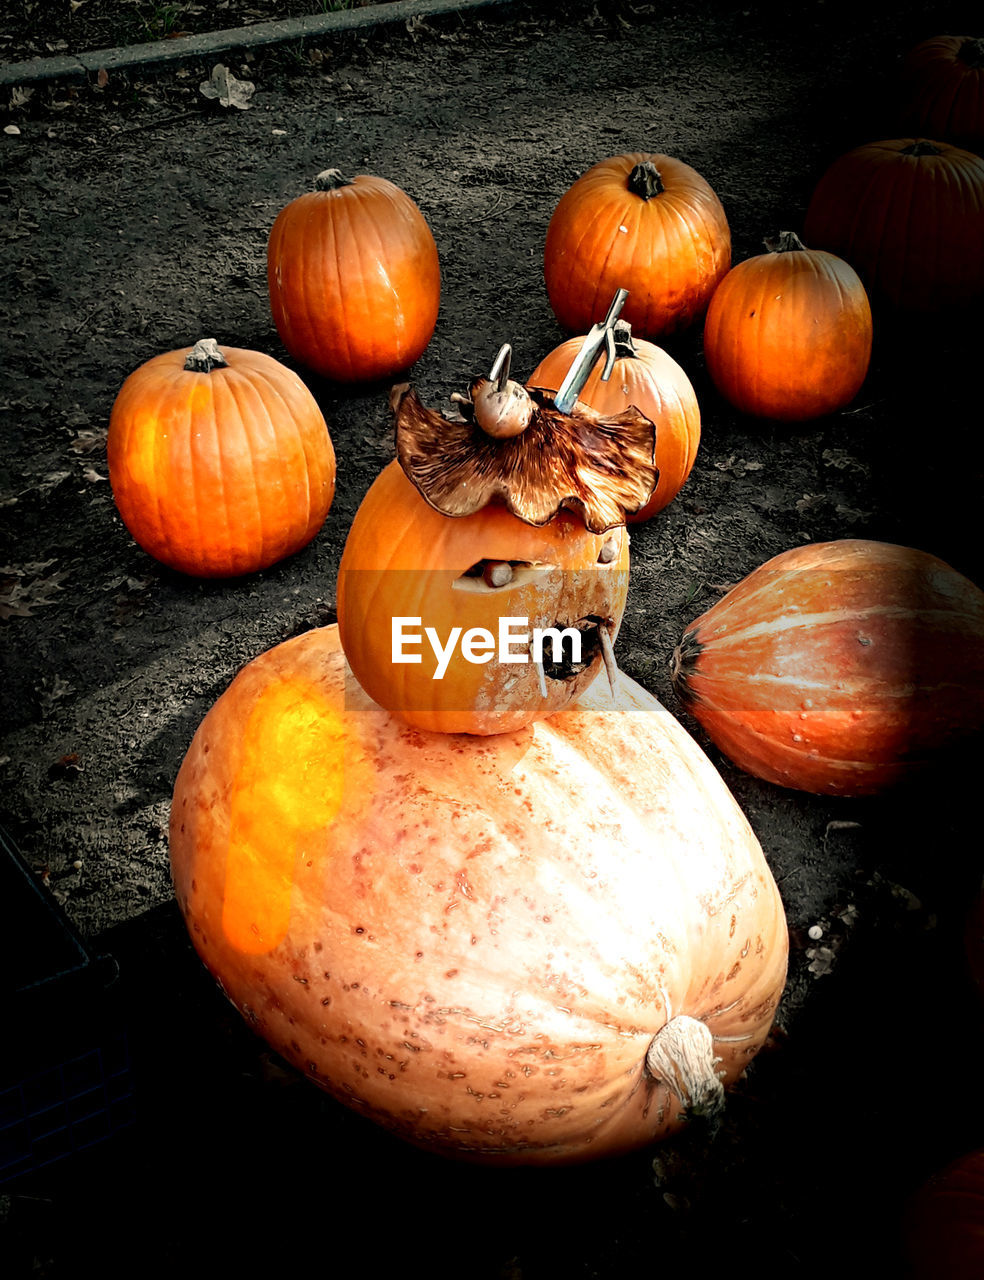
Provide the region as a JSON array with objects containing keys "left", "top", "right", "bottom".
[
  {"left": 267, "top": 169, "right": 440, "bottom": 383},
  {"left": 702, "top": 231, "right": 873, "bottom": 422},
  {"left": 802, "top": 138, "right": 984, "bottom": 313},
  {"left": 543, "top": 152, "right": 731, "bottom": 338},
  {"left": 904, "top": 1149, "right": 984, "bottom": 1279},
  {"left": 107, "top": 339, "right": 336, "bottom": 578},
  {"left": 527, "top": 322, "right": 700, "bottom": 519},
  {"left": 672, "top": 540, "right": 984, "bottom": 796},
  {"left": 900, "top": 35, "right": 984, "bottom": 154},
  {"left": 168, "top": 622, "right": 788, "bottom": 1166},
  {"left": 336, "top": 460, "right": 629, "bottom": 735}
]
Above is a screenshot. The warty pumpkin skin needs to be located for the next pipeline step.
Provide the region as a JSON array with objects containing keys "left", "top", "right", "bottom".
[
  {"left": 168, "top": 623, "right": 788, "bottom": 1166},
  {"left": 267, "top": 169, "right": 440, "bottom": 383},
  {"left": 672, "top": 540, "right": 984, "bottom": 796},
  {"left": 900, "top": 35, "right": 984, "bottom": 154},
  {"left": 543, "top": 152, "right": 731, "bottom": 339},
  {"left": 802, "top": 138, "right": 984, "bottom": 313},
  {"left": 701, "top": 231, "right": 873, "bottom": 422},
  {"left": 106, "top": 339, "right": 336, "bottom": 578},
  {"left": 336, "top": 460, "right": 630, "bottom": 735},
  {"left": 527, "top": 324, "right": 701, "bottom": 519}
]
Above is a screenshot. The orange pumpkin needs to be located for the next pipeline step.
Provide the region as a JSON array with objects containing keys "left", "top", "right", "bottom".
[
  {"left": 267, "top": 168, "right": 440, "bottom": 383},
  {"left": 543, "top": 152, "right": 731, "bottom": 338},
  {"left": 900, "top": 35, "right": 984, "bottom": 154},
  {"left": 169, "top": 622, "right": 788, "bottom": 1166},
  {"left": 702, "top": 231, "right": 872, "bottom": 422},
  {"left": 904, "top": 1149, "right": 984, "bottom": 1279},
  {"left": 107, "top": 339, "right": 336, "bottom": 578},
  {"left": 802, "top": 138, "right": 984, "bottom": 313},
  {"left": 527, "top": 321, "right": 701, "bottom": 519},
  {"left": 672, "top": 540, "right": 984, "bottom": 796},
  {"left": 336, "top": 459, "right": 630, "bottom": 735}
]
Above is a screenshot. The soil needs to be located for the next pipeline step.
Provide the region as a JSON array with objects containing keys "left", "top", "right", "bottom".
[{"left": 1, "top": 0, "right": 983, "bottom": 1276}]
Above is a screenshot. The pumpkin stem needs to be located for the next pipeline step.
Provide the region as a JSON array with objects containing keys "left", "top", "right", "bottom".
[
  {"left": 958, "top": 37, "right": 984, "bottom": 69},
  {"left": 611, "top": 319, "right": 638, "bottom": 361},
  {"left": 645, "top": 1014, "right": 725, "bottom": 1124},
  {"left": 314, "top": 168, "right": 355, "bottom": 191},
  {"left": 764, "top": 230, "right": 807, "bottom": 254},
  {"left": 184, "top": 338, "right": 228, "bottom": 373},
  {"left": 901, "top": 140, "right": 944, "bottom": 156},
  {"left": 627, "top": 160, "right": 665, "bottom": 200}
]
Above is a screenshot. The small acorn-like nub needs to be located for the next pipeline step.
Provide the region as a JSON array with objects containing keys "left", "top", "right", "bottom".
[{"left": 471, "top": 377, "right": 535, "bottom": 439}]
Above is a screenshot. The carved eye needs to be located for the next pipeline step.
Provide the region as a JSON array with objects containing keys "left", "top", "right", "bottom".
[
  {"left": 454, "top": 559, "right": 539, "bottom": 592},
  {"left": 598, "top": 537, "right": 620, "bottom": 565}
]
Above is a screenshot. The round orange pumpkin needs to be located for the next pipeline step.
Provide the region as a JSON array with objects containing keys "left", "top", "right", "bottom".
[
  {"left": 107, "top": 338, "right": 336, "bottom": 578},
  {"left": 543, "top": 152, "right": 731, "bottom": 339},
  {"left": 802, "top": 138, "right": 984, "bottom": 313},
  {"left": 672, "top": 540, "right": 984, "bottom": 796},
  {"left": 702, "top": 231, "right": 872, "bottom": 422},
  {"left": 267, "top": 168, "right": 440, "bottom": 383},
  {"left": 527, "top": 322, "right": 701, "bottom": 519},
  {"left": 336, "top": 460, "right": 630, "bottom": 735},
  {"left": 904, "top": 1149, "right": 984, "bottom": 1279},
  {"left": 900, "top": 35, "right": 984, "bottom": 154},
  {"left": 169, "top": 622, "right": 788, "bottom": 1166}
]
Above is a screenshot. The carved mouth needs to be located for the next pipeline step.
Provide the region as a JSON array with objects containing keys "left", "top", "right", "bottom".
[{"left": 539, "top": 615, "right": 606, "bottom": 682}]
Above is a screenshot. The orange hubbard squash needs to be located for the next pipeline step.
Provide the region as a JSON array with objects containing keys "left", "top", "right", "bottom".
[
  {"left": 543, "top": 152, "right": 731, "bottom": 338},
  {"left": 527, "top": 320, "right": 701, "bottom": 519},
  {"left": 267, "top": 168, "right": 440, "bottom": 383},
  {"left": 672, "top": 539, "right": 984, "bottom": 796},
  {"left": 107, "top": 338, "right": 336, "bottom": 578},
  {"left": 169, "top": 622, "right": 788, "bottom": 1165},
  {"left": 702, "top": 231, "right": 872, "bottom": 422}
]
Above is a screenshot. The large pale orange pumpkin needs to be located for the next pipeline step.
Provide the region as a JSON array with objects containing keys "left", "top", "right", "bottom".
[
  {"left": 107, "top": 339, "right": 336, "bottom": 578},
  {"left": 543, "top": 152, "right": 731, "bottom": 338},
  {"left": 802, "top": 138, "right": 984, "bottom": 313},
  {"left": 900, "top": 35, "right": 984, "bottom": 154},
  {"left": 267, "top": 169, "right": 440, "bottom": 383},
  {"left": 702, "top": 231, "right": 872, "bottom": 422},
  {"left": 336, "top": 459, "right": 630, "bottom": 735},
  {"left": 904, "top": 1149, "right": 984, "bottom": 1279},
  {"left": 527, "top": 322, "right": 701, "bottom": 519},
  {"left": 672, "top": 540, "right": 984, "bottom": 796},
  {"left": 169, "top": 623, "right": 788, "bottom": 1166}
]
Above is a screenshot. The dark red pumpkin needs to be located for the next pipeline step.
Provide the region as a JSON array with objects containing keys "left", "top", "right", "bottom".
[
  {"left": 900, "top": 35, "right": 984, "bottom": 154},
  {"left": 702, "top": 231, "right": 872, "bottom": 422},
  {"left": 543, "top": 152, "right": 731, "bottom": 339},
  {"left": 905, "top": 1149, "right": 984, "bottom": 1279},
  {"left": 802, "top": 138, "right": 984, "bottom": 313},
  {"left": 672, "top": 540, "right": 984, "bottom": 796}
]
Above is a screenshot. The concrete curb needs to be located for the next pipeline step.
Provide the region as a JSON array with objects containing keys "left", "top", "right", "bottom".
[{"left": 0, "top": 0, "right": 514, "bottom": 88}]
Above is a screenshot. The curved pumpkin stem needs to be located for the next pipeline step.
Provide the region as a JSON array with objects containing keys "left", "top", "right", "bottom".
[
  {"left": 314, "top": 168, "right": 355, "bottom": 191},
  {"left": 958, "top": 37, "right": 984, "bottom": 69},
  {"left": 902, "top": 140, "right": 945, "bottom": 157},
  {"left": 764, "top": 229, "right": 807, "bottom": 254},
  {"left": 627, "top": 160, "right": 665, "bottom": 201},
  {"left": 184, "top": 338, "right": 228, "bottom": 374},
  {"left": 645, "top": 1014, "right": 725, "bottom": 1124}
]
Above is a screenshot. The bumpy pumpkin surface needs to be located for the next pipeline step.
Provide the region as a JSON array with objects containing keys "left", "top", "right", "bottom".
[
  {"left": 702, "top": 232, "right": 872, "bottom": 422},
  {"left": 527, "top": 324, "right": 701, "bottom": 519},
  {"left": 673, "top": 540, "right": 984, "bottom": 796},
  {"left": 107, "top": 339, "right": 336, "bottom": 578},
  {"left": 169, "top": 624, "right": 788, "bottom": 1166},
  {"left": 337, "top": 460, "right": 631, "bottom": 735},
  {"left": 543, "top": 152, "right": 731, "bottom": 338},
  {"left": 267, "top": 169, "right": 440, "bottom": 383}
]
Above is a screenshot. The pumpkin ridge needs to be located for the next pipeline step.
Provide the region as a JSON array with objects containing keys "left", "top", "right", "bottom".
[
  {"left": 221, "top": 366, "right": 270, "bottom": 566},
  {"left": 247, "top": 364, "right": 318, "bottom": 540}
]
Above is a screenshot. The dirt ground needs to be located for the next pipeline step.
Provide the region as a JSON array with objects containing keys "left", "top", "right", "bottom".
[{"left": 1, "top": 0, "right": 983, "bottom": 1275}]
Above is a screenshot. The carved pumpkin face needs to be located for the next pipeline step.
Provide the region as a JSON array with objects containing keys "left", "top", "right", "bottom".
[{"left": 337, "top": 460, "right": 630, "bottom": 735}]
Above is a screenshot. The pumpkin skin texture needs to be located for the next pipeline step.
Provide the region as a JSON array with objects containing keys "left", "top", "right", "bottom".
[
  {"left": 527, "top": 327, "right": 701, "bottom": 519},
  {"left": 168, "top": 623, "right": 788, "bottom": 1166},
  {"left": 900, "top": 36, "right": 984, "bottom": 154},
  {"left": 106, "top": 340, "right": 336, "bottom": 578},
  {"left": 672, "top": 540, "right": 984, "bottom": 797},
  {"left": 904, "top": 1149, "right": 984, "bottom": 1279},
  {"left": 336, "top": 460, "right": 630, "bottom": 735},
  {"left": 543, "top": 153, "right": 731, "bottom": 339},
  {"left": 802, "top": 138, "right": 984, "bottom": 314},
  {"left": 701, "top": 232, "right": 873, "bottom": 422},
  {"left": 267, "top": 170, "right": 440, "bottom": 383}
]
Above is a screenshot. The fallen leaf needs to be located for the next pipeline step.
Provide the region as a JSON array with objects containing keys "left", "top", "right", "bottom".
[
  {"left": 10, "top": 86, "right": 33, "bottom": 108},
  {"left": 97, "top": 67, "right": 109, "bottom": 88},
  {"left": 200, "top": 64, "right": 255, "bottom": 110}
]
